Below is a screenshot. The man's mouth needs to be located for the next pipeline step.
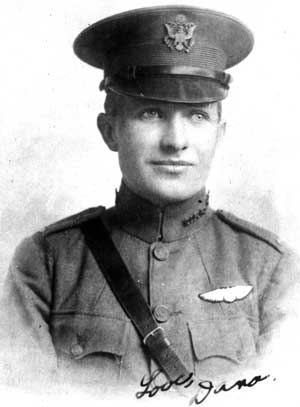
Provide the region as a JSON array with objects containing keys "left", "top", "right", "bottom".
[
  {"left": 150, "top": 160, "right": 194, "bottom": 166},
  {"left": 149, "top": 160, "right": 194, "bottom": 174}
]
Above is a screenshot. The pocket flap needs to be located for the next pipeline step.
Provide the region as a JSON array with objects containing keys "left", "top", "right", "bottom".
[
  {"left": 51, "top": 313, "right": 129, "bottom": 359},
  {"left": 188, "top": 316, "right": 256, "bottom": 364}
]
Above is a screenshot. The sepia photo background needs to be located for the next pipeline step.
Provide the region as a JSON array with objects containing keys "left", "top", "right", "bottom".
[{"left": 0, "top": 0, "right": 300, "bottom": 405}]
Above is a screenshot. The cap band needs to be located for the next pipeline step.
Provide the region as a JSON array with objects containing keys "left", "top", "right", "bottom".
[
  {"left": 126, "top": 65, "right": 231, "bottom": 86},
  {"left": 101, "top": 65, "right": 231, "bottom": 91}
]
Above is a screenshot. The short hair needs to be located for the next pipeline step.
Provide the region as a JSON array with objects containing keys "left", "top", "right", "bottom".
[
  {"left": 104, "top": 91, "right": 222, "bottom": 121},
  {"left": 104, "top": 91, "right": 124, "bottom": 117}
]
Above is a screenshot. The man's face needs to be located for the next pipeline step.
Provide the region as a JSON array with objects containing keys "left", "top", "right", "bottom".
[{"left": 102, "top": 96, "right": 224, "bottom": 206}]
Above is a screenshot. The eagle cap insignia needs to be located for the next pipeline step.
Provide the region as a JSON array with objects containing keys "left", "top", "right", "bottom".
[{"left": 164, "top": 14, "right": 197, "bottom": 53}]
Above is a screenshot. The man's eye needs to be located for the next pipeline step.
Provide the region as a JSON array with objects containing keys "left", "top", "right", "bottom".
[
  {"left": 191, "top": 112, "right": 206, "bottom": 122},
  {"left": 140, "top": 109, "right": 161, "bottom": 120}
]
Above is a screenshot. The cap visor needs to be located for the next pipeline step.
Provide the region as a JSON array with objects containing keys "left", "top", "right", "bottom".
[{"left": 108, "top": 76, "right": 228, "bottom": 103}]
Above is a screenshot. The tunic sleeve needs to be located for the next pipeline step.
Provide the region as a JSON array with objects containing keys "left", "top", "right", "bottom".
[
  {"left": 1, "top": 233, "right": 57, "bottom": 387},
  {"left": 257, "top": 247, "right": 300, "bottom": 365}
]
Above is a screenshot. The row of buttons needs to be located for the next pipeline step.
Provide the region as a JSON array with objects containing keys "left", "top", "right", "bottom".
[{"left": 152, "top": 243, "right": 170, "bottom": 322}]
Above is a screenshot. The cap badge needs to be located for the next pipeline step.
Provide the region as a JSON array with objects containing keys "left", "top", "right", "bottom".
[{"left": 164, "top": 14, "right": 196, "bottom": 53}]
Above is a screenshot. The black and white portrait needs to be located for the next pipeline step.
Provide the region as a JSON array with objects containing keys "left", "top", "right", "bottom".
[{"left": 1, "top": 1, "right": 300, "bottom": 406}]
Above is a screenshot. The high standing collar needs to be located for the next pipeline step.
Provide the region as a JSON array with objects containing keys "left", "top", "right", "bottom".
[{"left": 105, "top": 182, "right": 212, "bottom": 243}]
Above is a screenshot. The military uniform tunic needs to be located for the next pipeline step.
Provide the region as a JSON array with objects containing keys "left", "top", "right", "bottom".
[{"left": 2, "top": 183, "right": 299, "bottom": 393}]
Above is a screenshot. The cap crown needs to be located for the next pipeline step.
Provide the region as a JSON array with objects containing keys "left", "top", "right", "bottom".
[{"left": 74, "top": 6, "right": 254, "bottom": 103}]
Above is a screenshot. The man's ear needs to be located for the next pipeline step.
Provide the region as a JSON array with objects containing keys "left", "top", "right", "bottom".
[
  {"left": 97, "top": 113, "right": 119, "bottom": 152},
  {"left": 217, "top": 120, "right": 226, "bottom": 142}
]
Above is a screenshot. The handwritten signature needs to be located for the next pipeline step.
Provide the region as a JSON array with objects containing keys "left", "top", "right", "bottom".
[{"left": 135, "top": 369, "right": 270, "bottom": 404}]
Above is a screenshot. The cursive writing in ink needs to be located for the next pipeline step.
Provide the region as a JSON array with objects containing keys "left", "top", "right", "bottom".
[
  {"left": 190, "top": 374, "right": 270, "bottom": 405},
  {"left": 135, "top": 369, "right": 271, "bottom": 404},
  {"left": 135, "top": 369, "right": 194, "bottom": 399}
]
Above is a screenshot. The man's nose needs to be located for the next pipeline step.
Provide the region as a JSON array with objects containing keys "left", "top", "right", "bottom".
[{"left": 160, "top": 113, "right": 188, "bottom": 152}]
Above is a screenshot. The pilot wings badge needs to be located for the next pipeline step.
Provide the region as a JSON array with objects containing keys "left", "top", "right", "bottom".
[
  {"left": 198, "top": 285, "right": 253, "bottom": 303},
  {"left": 164, "top": 14, "right": 197, "bottom": 53}
]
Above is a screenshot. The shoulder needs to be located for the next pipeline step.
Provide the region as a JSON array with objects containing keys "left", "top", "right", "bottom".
[
  {"left": 11, "top": 205, "right": 106, "bottom": 268},
  {"left": 15, "top": 205, "right": 106, "bottom": 254},
  {"left": 40, "top": 205, "right": 106, "bottom": 237},
  {"left": 213, "top": 209, "right": 300, "bottom": 289},
  {"left": 215, "top": 209, "right": 284, "bottom": 254}
]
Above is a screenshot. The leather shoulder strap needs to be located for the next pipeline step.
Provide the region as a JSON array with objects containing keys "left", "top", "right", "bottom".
[{"left": 80, "top": 216, "right": 191, "bottom": 381}]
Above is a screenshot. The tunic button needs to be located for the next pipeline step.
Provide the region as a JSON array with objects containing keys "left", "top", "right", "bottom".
[
  {"left": 71, "top": 343, "right": 84, "bottom": 357},
  {"left": 153, "top": 244, "right": 169, "bottom": 261},
  {"left": 153, "top": 305, "right": 170, "bottom": 323}
]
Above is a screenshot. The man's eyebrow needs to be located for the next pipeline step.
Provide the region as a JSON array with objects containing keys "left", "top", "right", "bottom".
[
  {"left": 187, "top": 103, "right": 212, "bottom": 109},
  {"left": 134, "top": 101, "right": 213, "bottom": 108},
  {"left": 128, "top": 100, "right": 217, "bottom": 114},
  {"left": 129, "top": 100, "right": 160, "bottom": 108}
]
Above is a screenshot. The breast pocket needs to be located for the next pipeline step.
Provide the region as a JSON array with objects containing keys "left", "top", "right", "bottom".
[
  {"left": 188, "top": 316, "right": 258, "bottom": 381},
  {"left": 51, "top": 313, "right": 130, "bottom": 387}
]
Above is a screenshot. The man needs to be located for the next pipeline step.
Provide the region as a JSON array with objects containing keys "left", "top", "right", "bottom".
[{"left": 2, "top": 4, "right": 299, "bottom": 400}]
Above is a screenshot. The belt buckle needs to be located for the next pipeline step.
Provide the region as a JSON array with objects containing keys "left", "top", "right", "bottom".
[{"left": 143, "top": 326, "right": 170, "bottom": 346}]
